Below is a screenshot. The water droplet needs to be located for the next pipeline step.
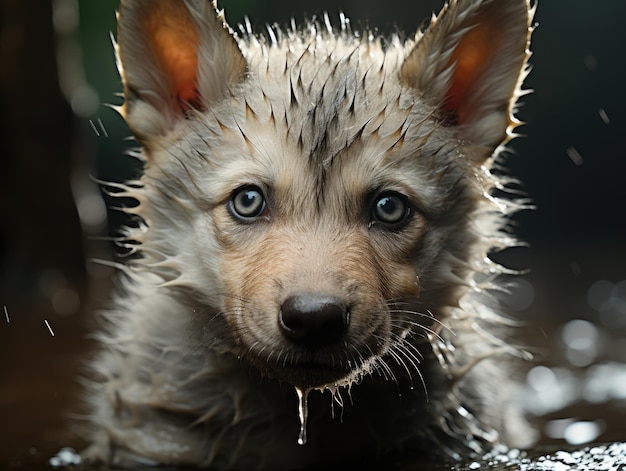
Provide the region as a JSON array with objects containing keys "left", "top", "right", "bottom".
[
  {"left": 583, "top": 53, "right": 598, "bottom": 71},
  {"left": 566, "top": 146, "right": 584, "bottom": 166},
  {"left": 563, "top": 420, "right": 604, "bottom": 445},
  {"left": 524, "top": 366, "right": 579, "bottom": 415},
  {"left": 611, "top": 280, "right": 626, "bottom": 312},
  {"left": 295, "top": 386, "right": 310, "bottom": 446},
  {"left": 569, "top": 261, "right": 582, "bottom": 276},
  {"left": 49, "top": 447, "right": 81, "bottom": 468},
  {"left": 545, "top": 418, "right": 575, "bottom": 439},
  {"left": 598, "top": 108, "right": 610, "bottom": 125},
  {"left": 507, "top": 278, "right": 535, "bottom": 311},
  {"left": 561, "top": 319, "right": 600, "bottom": 367},
  {"left": 561, "top": 319, "right": 598, "bottom": 350},
  {"left": 52, "top": 288, "right": 80, "bottom": 315},
  {"left": 75, "top": 191, "right": 107, "bottom": 229},
  {"left": 587, "top": 280, "right": 613, "bottom": 311}
]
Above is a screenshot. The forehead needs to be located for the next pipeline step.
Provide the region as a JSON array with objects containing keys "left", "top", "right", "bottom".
[
  {"left": 239, "top": 32, "right": 409, "bottom": 161},
  {"left": 181, "top": 30, "right": 462, "bottom": 211}
]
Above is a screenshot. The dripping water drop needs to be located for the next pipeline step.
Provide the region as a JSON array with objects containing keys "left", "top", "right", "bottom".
[{"left": 295, "top": 386, "right": 310, "bottom": 446}]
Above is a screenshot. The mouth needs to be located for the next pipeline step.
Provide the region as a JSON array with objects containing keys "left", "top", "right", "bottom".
[
  {"left": 244, "top": 344, "right": 385, "bottom": 389},
  {"left": 275, "top": 361, "right": 353, "bottom": 388}
]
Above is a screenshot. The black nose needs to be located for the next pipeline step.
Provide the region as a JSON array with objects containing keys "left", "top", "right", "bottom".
[{"left": 279, "top": 294, "right": 349, "bottom": 349}]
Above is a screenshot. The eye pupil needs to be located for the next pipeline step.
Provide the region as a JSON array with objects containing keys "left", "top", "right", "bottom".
[
  {"left": 240, "top": 191, "right": 258, "bottom": 209},
  {"left": 372, "top": 192, "right": 409, "bottom": 226},
  {"left": 231, "top": 186, "right": 266, "bottom": 219}
]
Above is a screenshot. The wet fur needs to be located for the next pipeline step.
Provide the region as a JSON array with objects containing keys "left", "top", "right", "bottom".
[{"left": 83, "top": 0, "right": 536, "bottom": 468}]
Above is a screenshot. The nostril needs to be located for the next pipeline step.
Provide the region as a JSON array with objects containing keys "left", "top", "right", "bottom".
[{"left": 279, "top": 294, "right": 349, "bottom": 349}]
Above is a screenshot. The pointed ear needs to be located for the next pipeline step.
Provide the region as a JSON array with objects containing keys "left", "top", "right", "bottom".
[
  {"left": 116, "top": 0, "right": 247, "bottom": 144},
  {"left": 399, "top": 0, "right": 533, "bottom": 160}
]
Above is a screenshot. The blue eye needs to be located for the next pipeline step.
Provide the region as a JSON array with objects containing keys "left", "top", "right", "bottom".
[
  {"left": 371, "top": 192, "right": 410, "bottom": 227},
  {"left": 230, "top": 186, "right": 266, "bottom": 220}
]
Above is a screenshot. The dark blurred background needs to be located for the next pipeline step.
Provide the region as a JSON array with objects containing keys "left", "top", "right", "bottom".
[{"left": 1, "top": 0, "right": 625, "bottom": 467}]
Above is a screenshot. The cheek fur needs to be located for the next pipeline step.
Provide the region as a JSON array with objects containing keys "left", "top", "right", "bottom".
[
  {"left": 368, "top": 221, "right": 426, "bottom": 300},
  {"left": 380, "top": 262, "right": 421, "bottom": 300}
]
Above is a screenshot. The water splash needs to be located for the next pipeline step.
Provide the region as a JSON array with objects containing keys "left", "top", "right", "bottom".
[{"left": 295, "top": 386, "right": 310, "bottom": 446}]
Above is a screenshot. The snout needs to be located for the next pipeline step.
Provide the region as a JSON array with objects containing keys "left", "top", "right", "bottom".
[
  {"left": 221, "top": 228, "right": 397, "bottom": 388},
  {"left": 229, "top": 289, "right": 391, "bottom": 388}
]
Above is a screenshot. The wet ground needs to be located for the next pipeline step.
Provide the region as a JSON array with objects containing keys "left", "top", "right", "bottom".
[{"left": 1, "top": 245, "right": 625, "bottom": 470}]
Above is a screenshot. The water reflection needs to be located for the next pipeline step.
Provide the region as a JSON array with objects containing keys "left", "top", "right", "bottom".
[
  {"left": 525, "top": 366, "right": 579, "bottom": 416},
  {"left": 525, "top": 363, "right": 626, "bottom": 419},
  {"left": 49, "top": 448, "right": 81, "bottom": 468},
  {"left": 561, "top": 420, "right": 605, "bottom": 446}
]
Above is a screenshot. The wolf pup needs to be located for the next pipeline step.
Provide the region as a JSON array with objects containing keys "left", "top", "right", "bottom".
[{"left": 83, "top": 0, "right": 535, "bottom": 468}]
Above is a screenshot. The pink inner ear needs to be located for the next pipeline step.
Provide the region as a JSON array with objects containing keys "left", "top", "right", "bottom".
[
  {"left": 443, "top": 22, "right": 499, "bottom": 124},
  {"left": 147, "top": 8, "right": 200, "bottom": 107},
  {"left": 155, "top": 28, "right": 199, "bottom": 103}
]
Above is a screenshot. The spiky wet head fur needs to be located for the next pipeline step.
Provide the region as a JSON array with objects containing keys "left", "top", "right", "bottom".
[{"left": 84, "top": 0, "right": 535, "bottom": 468}]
